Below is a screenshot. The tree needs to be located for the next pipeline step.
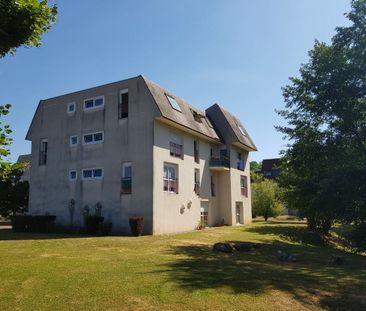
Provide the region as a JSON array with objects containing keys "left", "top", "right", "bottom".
[
  {"left": 277, "top": 0, "right": 366, "bottom": 233},
  {"left": 0, "top": 166, "right": 29, "bottom": 217},
  {"left": 252, "top": 179, "right": 284, "bottom": 221},
  {"left": 0, "top": 104, "right": 13, "bottom": 180},
  {"left": 0, "top": 0, "right": 57, "bottom": 57}
]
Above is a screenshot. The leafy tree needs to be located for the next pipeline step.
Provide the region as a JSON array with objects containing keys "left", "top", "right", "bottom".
[
  {"left": 277, "top": 0, "right": 366, "bottom": 233},
  {"left": 0, "top": 0, "right": 57, "bottom": 57},
  {"left": 0, "top": 165, "right": 29, "bottom": 217},
  {"left": 252, "top": 179, "right": 284, "bottom": 221},
  {"left": 250, "top": 161, "right": 261, "bottom": 173},
  {"left": 0, "top": 104, "right": 13, "bottom": 180}
]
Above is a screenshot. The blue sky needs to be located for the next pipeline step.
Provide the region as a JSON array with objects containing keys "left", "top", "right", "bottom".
[{"left": 1, "top": 0, "right": 350, "bottom": 163}]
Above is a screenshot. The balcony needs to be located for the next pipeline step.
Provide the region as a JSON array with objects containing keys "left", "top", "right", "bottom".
[{"left": 209, "top": 157, "right": 230, "bottom": 171}]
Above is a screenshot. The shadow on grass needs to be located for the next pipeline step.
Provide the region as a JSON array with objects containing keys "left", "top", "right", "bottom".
[
  {"left": 160, "top": 224, "right": 366, "bottom": 310},
  {"left": 0, "top": 227, "right": 128, "bottom": 240}
]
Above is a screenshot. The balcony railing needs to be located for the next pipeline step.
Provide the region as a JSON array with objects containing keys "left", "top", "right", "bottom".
[
  {"left": 209, "top": 157, "right": 230, "bottom": 168},
  {"left": 121, "top": 177, "right": 132, "bottom": 194}
]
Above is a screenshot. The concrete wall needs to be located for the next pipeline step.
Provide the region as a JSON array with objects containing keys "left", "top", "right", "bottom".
[
  {"left": 27, "top": 77, "right": 159, "bottom": 233},
  {"left": 152, "top": 121, "right": 223, "bottom": 234}
]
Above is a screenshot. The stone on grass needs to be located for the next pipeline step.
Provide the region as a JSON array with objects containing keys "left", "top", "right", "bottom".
[
  {"left": 233, "top": 242, "right": 253, "bottom": 252},
  {"left": 213, "top": 242, "right": 233, "bottom": 253},
  {"left": 277, "top": 250, "right": 297, "bottom": 262}
]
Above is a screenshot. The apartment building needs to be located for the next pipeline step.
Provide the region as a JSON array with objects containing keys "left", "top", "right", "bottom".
[{"left": 26, "top": 75, "right": 257, "bottom": 234}]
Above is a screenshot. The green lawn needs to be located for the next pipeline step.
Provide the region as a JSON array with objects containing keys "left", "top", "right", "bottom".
[{"left": 0, "top": 220, "right": 365, "bottom": 311}]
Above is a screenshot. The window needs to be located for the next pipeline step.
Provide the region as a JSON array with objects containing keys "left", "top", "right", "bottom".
[
  {"left": 241, "top": 176, "right": 248, "bottom": 197},
  {"left": 237, "top": 123, "right": 247, "bottom": 137},
  {"left": 200, "top": 204, "right": 208, "bottom": 227},
  {"left": 194, "top": 168, "right": 200, "bottom": 195},
  {"left": 121, "top": 162, "right": 132, "bottom": 194},
  {"left": 166, "top": 94, "right": 181, "bottom": 112},
  {"left": 70, "top": 135, "right": 78, "bottom": 146},
  {"left": 163, "top": 164, "right": 178, "bottom": 193},
  {"left": 211, "top": 175, "right": 216, "bottom": 197},
  {"left": 194, "top": 140, "right": 199, "bottom": 163},
  {"left": 237, "top": 152, "right": 244, "bottom": 171},
  {"left": 191, "top": 109, "right": 203, "bottom": 123},
  {"left": 169, "top": 132, "right": 183, "bottom": 158},
  {"left": 83, "top": 131, "right": 104, "bottom": 145},
  {"left": 82, "top": 168, "right": 103, "bottom": 180},
  {"left": 67, "top": 102, "right": 76, "bottom": 114},
  {"left": 39, "top": 139, "right": 48, "bottom": 165},
  {"left": 83, "top": 96, "right": 104, "bottom": 110},
  {"left": 119, "top": 89, "right": 129, "bottom": 119},
  {"left": 69, "top": 170, "right": 77, "bottom": 181}
]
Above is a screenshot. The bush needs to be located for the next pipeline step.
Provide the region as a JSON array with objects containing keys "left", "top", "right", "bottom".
[
  {"left": 85, "top": 215, "right": 104, "bottom": 235},
  {"left": 100, "top": 221, "right": 112, "bottom": 235},
  {"left": 29, "top": 215, "right": 56, "bottom": 233},
  {"left": 10, "top": 215, "right": 31, "bottom": 232},
  {"left": 129, "top": 216, "right": 143, "bottom": 236},
  {"left": 346, "top": 223, "right": 366, "bottom": 251}
]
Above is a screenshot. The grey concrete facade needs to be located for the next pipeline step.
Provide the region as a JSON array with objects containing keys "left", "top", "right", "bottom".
[{"left": 26, "top": 75, "right": 257, "bottom": 234}]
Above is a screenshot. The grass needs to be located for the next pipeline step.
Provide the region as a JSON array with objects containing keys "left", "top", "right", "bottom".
[{"left": 0, "top": 220, "right": 365, "bottom": 311}]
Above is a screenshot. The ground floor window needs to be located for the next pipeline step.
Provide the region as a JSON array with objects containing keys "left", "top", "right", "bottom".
[
  {"left": 121, "top": 162, "right": 132, "bottom": 194},
  {"left": 163, "top": 163, "right": 178, "bottom": 193},
  {"left": 241, "top": 175, "right": 248, "bottom": 197}
]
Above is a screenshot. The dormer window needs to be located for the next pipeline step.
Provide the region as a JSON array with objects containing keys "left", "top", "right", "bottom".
[
  {"left": 191, "top": 109, "right": 204, "bottom": 123},
  {"left": 166, "top": 94, "right": 181, "bottom": 112}
]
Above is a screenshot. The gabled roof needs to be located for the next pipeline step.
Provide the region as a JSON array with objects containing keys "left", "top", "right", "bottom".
[
  {"left": 206, "top": 104, "right": 257, "bottom": 151},
  {"left": 143, "top": 77, "right": 220, "bottom": 141}
]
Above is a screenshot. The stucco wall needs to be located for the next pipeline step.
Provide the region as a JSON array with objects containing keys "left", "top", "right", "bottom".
[{"left": 28, "top": 77, "right": 158, "bottom": 233}]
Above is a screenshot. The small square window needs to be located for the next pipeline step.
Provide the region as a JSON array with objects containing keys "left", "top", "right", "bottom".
[
  {"left": 70, "top": 135, "right": 78, "bottom": 146},
  {"left": 94, "top": 97, "right": 104, "bottom": 107},
  {"left": 94, "top": 132, "right": 103, "bottom": 141},
  {"left": 68, "top": 103, "right": 75, "bottom": 113},
  {"left": 83, "top": 170, "right": 92, "bottom": 179},
  {"left": 93, "top": 169, "right": 102, "bottom": 178},
  {"left": 69, "top": 170, "right": 77, "bottom": 181},
  {"left": 83, "top": 134, "right": 93, "bottom": 144},
  {"left": 85, "top": 100, "right": 94, "bottom": 109}
]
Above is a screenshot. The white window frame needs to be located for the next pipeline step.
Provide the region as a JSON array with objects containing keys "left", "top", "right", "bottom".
[
  {"left": 163, "top": 163, "right": 178, "bottom": 194},
  {"left": 69, "top": 170, "right": 77, "bottom": 181},
  {"left": 69, "top": 135, "right": 78, "bottom": 146},
  {"left": 83, "top": 96, "right": 105, "bottom": 111},
  {"left": 82, "top": 168, "right": 104, "bottom": 180},
  {"left": 82, "top": 131, "right": 104, "bottom": 145},
  {"left": 166, "top": 94, "right": 182, "bottom": 112},
  {"left": 67, "top": 102, "right": 76, "bottom": 114}
]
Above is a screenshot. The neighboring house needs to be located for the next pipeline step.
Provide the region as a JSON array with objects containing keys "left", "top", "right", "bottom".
[
  {"left": 25, "top": 75, "right": 257, "bottom": 234},
  {"left": 261, "top": 158, "right": 281, "bottom": 180},
  {"left": 16, "top": 154, "right": 31, "bottom": 182}
]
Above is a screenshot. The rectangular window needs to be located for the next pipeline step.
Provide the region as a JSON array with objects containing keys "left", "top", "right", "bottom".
[
  {"left": 119, "top": 89, "right": 129, "bottom": 119},
  {"left": 121, "top": 162, "right": 132, "bottom": 194},
  {"left": 211, "top": 175, "right": 216, "bottom": 197},
  {"left": 194, "top": 168, "right": 200, "bottom": 196},
  {"left": 163, "top": 163, "right": 178, "bottom": 193},
  {"left": 39, "top": 139, "right": 48, "bottom": 165},
  {"left": 237, "top": 152, "right": 244, "bottom": 171},
  {"left": 82, "top": 168, "right": 103, "bottom": 180},
  {"left": 70, "top": 135, "right": 78, "bottom": 146},
  {"left": 241, "top": 175, "right": 248, "bottom": 197},
  {"left": 166, "top": 94, "right": 181, "bottom": 112},
  {"left": 170, "top": 142, "right": 183, "bottom": 158},
  {"left": 194, "top": 140, "right": 199, "bottom": 163},
  {"left": 83, "top": 131, "right": 104, "bottom": 145},
  {"left": 83, "top": 96, "right": 104, "bottom": 110},
  {"left": 67, "top": 102, "right": 76, "bottom": 114},
  {"left": 69, "top": 170, "right": 77, "bottom": 181}
]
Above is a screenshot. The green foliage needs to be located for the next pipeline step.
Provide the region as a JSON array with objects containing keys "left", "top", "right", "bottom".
[
  {"left": 277, "top": 0, "right": 366, "bottom": 233},
  {"left": 252, "top": 179, "right": 284, "bottom": 221},
  {"left": 0, "top": 104, "right": 13, "bottom": 180},
  {"left": 250, "top": 161, "right": 261, "bottom": 172},
  {"left": 0, "top": 0, "right": 57, "bottom": 57},
  {"left": 0, "top": 165, "right": 29, "bottom": 217}
]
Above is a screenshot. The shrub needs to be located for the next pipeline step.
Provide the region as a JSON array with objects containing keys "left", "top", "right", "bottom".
[
  {"left": 85, "top": 215, "right": 104, "bottom": 235},
  {"left": 100, "top": 221, "right": 112, "bottom": 235},
  {"left": 346, "top": 223, "right": 366, "bottom": 251},
  {"left": 29, "top": 215, "right": 56, "bottom": 233},
  {"left": 129, "top": 216, "right": 143, "bottom": 236},
  {"left": 10, "top": 215, "right": 31, "bottom": 232}
]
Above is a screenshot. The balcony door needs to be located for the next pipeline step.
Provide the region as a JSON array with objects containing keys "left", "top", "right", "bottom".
[{"left": 236, "top": 202, "right": 243, "bottom": 224}]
